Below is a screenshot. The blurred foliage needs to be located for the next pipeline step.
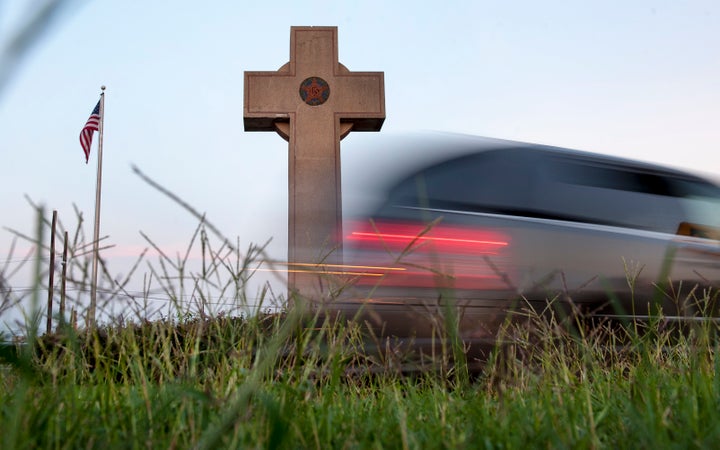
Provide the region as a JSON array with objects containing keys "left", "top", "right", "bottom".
[{"left": 0, "top": 0, "right": 70, "bottom": 97}]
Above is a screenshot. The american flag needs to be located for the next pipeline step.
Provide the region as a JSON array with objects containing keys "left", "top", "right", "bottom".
[{"left": 80, "top": 100, "right": 101, "bottom": 163}]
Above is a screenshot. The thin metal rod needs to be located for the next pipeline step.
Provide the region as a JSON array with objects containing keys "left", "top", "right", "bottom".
[
  {"left": 89, "top": 86, "right": 106, "bottom": 329},
  {"left": 46, "top": 209, "right": 57, "bottom": 335},
  {"left": 59, "top": 230, "right": 68, "bottom": 333}
]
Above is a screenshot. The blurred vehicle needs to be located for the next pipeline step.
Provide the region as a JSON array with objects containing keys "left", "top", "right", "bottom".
[{"left": 323, "top": 133, "right": 720, "bottom": 357}]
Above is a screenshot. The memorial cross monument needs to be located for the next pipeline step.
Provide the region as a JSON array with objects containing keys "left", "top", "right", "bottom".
[{"left": 244, "top": 26, "right": 385, "bottom": 299}]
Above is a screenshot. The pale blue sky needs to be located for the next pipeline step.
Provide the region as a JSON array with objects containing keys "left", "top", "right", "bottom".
[{"left": 1, "top": 1, "right": 719, "bottom": 324}]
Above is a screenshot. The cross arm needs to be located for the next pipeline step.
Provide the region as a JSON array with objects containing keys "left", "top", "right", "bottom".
[{"left": 244, "top": 70, "right": 296, "bottom": 131}]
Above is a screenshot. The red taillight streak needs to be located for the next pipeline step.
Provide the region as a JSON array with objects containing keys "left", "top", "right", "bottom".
[
  {"left": 345, "top": 222, "right": 510, "bottom": 255},
  {"left": 344, "top": 221, "right": 512, "bottom": 289},
  {"left": 349, "top": 231, "right": 508, "bottom": 247}
]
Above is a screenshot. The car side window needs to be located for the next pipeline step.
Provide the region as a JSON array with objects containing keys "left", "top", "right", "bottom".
[
  {"left": 668, "top": 178, "right": 720, "bottom": 232},
  {"left": 539, "top": 157, "right": 688, "bottom": 234},
  {"left": 386, "top": 150, "right": 535, "bottom": 214}
]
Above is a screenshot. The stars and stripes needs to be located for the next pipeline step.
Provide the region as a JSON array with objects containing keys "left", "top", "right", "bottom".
[{"left": 80, "top": 100, "right": 101, "bottom": 163}]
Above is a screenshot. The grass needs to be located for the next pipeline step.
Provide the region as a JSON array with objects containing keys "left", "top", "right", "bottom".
[
  {"left": 2, "top": 196, "right": 720, "bottom": 448},
  {"left": 3, "top": 309, "right": 720, "bottom": 449}
]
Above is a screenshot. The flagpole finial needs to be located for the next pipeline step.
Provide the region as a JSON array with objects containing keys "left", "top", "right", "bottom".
[{"left": 101, "top": 85, "right": 106, "bottom": 91}]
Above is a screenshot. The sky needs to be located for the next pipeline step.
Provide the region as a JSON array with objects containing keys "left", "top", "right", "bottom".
[{"left": 1, "top": 0, "right": 719, "bottom": 330}]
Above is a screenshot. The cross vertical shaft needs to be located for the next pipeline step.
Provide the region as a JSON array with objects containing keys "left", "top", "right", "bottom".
[{"left": 244, "top": 26, "right": 385, "bottom": 301}]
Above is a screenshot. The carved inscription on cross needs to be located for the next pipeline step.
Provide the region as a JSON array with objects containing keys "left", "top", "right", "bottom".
[{"left": 244, "top": 26, "right": 385, "bottom": 299}]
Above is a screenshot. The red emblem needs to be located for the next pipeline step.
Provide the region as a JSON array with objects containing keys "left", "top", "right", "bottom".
[{"left": 299, "top": 77, "right": 330, "bottom": 106}]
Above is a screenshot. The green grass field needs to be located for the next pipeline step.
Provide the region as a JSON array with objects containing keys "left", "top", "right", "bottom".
[{"left": 3, "top": 293, "right": 720, "bottom": 448}]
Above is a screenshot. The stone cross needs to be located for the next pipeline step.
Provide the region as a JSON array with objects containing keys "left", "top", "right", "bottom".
[{"left": 244, "top": 26, "right": 385, "bottom": 299}]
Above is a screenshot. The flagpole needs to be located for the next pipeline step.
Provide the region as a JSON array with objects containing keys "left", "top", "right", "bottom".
[{"left": 89, "top": 85, "right": 106, "bottom": 329}]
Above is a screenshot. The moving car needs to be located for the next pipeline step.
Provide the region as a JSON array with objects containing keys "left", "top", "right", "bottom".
[{"left": 325, "top": 133, "right": 720, "bottom": 357}]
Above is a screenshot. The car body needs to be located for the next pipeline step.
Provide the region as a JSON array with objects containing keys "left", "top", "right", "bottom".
[{"left": 321, "top": 133, "right": 720, "bottom": 357}]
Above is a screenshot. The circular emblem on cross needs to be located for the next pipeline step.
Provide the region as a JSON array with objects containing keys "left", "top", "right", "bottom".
[{"left": 299, "top": 77, "right": 330, "bottom": 106}]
